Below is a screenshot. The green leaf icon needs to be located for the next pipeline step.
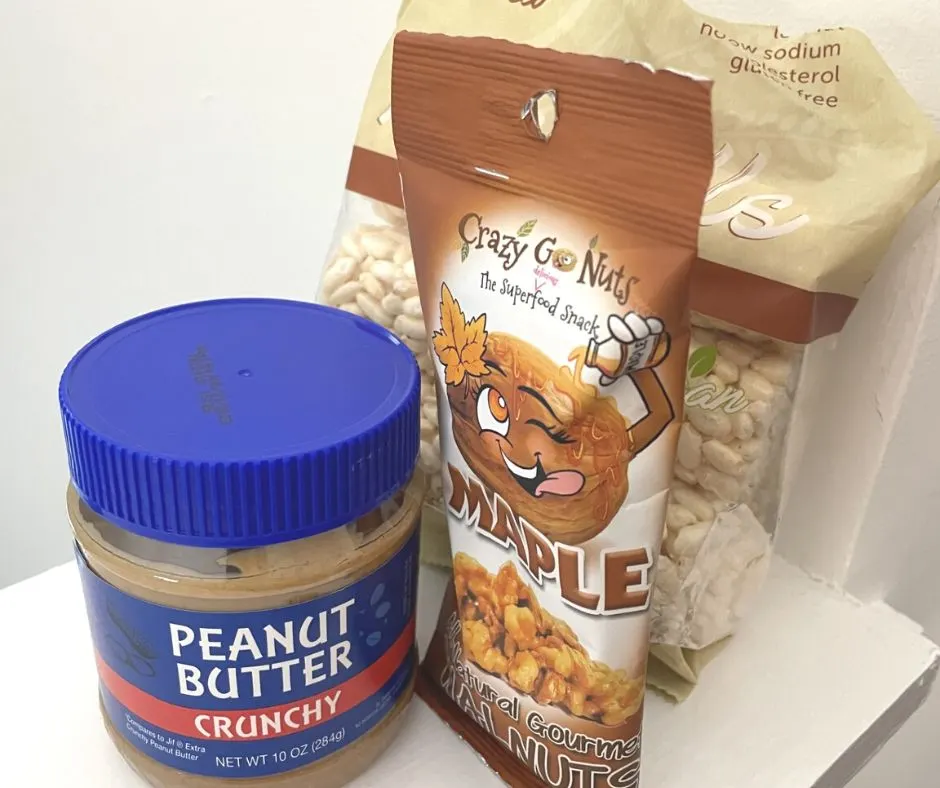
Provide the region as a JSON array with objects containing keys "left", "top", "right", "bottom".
[
  {"left": 460, "top": 242, "right": 470, "bottom": 262},
  {"left": 688, "top": 346, "right": 717, "bottom": 378},
  {"left": 589, "top": 235, "right": 599, "bottom": 250},
  {"left": 517, "top": 219, "right": 538, "bottom": 237}
]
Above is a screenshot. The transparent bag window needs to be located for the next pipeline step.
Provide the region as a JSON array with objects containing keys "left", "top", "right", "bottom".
[{"left": 320, "top": 192, "right": 444, "bottom": 511}]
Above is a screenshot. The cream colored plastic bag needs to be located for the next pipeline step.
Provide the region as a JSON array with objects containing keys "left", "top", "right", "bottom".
[{"left": 316, "top": 0, "right": 940, "bottom": 698}]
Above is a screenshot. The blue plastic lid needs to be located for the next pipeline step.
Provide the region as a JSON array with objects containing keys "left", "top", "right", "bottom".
[{"left": 59, "top": 298, "right": 421, "bottom": 548}]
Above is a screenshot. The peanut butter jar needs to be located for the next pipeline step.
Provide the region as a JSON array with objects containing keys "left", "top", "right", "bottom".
[{"left": 59, "top": 299, "right": 425, "bottom": 787}]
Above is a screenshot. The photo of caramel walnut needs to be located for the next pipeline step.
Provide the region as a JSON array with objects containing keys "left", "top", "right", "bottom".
[
  {"left": 445, "top": 329, "right": 642, "bottom": 545},
  {"left": 454, "top": 552, "right": 644, "bottom": 727}
]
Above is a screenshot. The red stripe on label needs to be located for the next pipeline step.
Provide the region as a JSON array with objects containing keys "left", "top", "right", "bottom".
[{"left": 97, "top": 617, "right": 415, "bottom": 742}]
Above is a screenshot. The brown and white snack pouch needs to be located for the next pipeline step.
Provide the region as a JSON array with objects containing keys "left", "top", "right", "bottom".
[{"left": 391, "top": 32, "right": 714, "bottom": 787}]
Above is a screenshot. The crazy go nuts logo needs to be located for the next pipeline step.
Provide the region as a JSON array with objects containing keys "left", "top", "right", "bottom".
[
  {"left": 457, "top": 215, "right": 641, "bottom": 307},
  {"left": 686, "top": 346, "right": 748, "bottom": 414}
]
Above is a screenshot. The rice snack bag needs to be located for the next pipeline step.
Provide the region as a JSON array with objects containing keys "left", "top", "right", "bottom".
[{"left": 316, "top": 0, "right": 940, "bottom": 698}]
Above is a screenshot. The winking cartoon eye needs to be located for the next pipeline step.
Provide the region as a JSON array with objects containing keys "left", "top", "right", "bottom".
[{"left": 476, "top": 386, "right": 510, "bottom": 437}]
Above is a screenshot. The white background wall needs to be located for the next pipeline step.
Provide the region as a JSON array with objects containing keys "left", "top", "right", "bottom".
[{"left": 0, "top": 1, "right": 937, "bottom": 785}]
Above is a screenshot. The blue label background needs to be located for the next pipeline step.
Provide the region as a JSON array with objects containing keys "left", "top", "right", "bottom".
[{"left": 77, "top": 528, "right": 418, "bottom": 778}]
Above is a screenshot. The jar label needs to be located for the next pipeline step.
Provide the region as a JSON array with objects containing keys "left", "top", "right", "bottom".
[{"left": 76, "top": 529, "right": 418, "bottom": 779}]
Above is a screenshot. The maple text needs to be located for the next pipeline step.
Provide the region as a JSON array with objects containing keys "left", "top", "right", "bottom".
[
  {"left": 447, "top": 464, "right": 652, "bottom": 615},
  {"left": 457, "top": 213, "right": 640, "bottom": 305}
]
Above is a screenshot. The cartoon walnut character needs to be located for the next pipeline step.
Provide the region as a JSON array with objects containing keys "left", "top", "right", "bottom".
[
  {"left": 432, "top": 284, "right": 673, "bottom": 545},
  {"left": 551, "top": 248, "right": 578, "bottom": 272}
]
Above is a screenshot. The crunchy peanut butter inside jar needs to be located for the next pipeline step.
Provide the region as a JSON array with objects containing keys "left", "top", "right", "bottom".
[{"left": 59, "top": 299, "right": 424, "bottom": 787}]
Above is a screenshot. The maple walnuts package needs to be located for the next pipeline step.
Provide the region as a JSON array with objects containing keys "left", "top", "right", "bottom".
[
  {"left": 315, "top": 0, "right": 940, "bottom": 699},
  {"left": 390, "top": 31, "right": 714, "bottom": 785}
]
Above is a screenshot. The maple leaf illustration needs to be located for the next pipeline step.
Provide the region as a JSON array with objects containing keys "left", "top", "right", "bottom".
[{"left": 432, "top": 284, "right": 489, "bottom": 386}]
